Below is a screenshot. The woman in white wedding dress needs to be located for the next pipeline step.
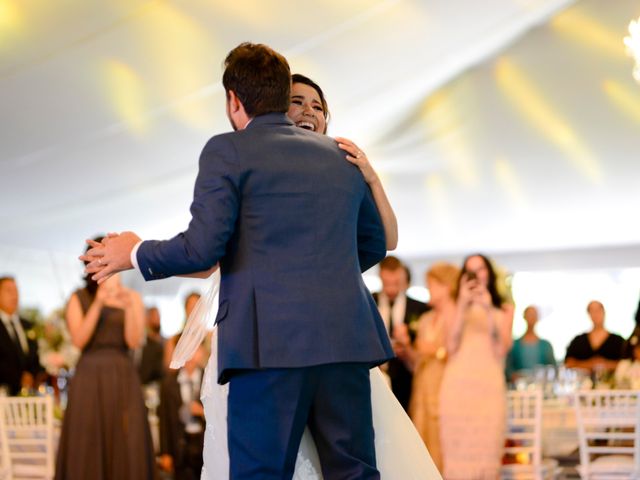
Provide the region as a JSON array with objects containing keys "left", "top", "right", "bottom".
[{"left": 173, "top": 75, "right": 441, "bottom": 480}]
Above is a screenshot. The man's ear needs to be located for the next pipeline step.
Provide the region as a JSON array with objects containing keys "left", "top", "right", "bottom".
[{"left": 227, "top": 90, "right": 241, "bottom": 114}]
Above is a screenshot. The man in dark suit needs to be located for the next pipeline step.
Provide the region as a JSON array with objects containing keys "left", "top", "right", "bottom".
[
  {"left": 135, "top": 306, "right": 165, "bottom": 385},
  {"left": 373, "top": 256, "right": 429, "bottom": 411},
  {"left": 0, "top": 276, "right": 43, "bottom": 395},
  {"left": 158, "top": 342, "right": 205, "bottom": 480},
  {"left": 83, "top": 42, "right": 393, "bottom": 479}
]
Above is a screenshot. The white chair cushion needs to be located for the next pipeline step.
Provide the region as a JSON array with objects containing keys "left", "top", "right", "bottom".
[{"left": 577, "top": 454, "right": 637, "bottom": 478}]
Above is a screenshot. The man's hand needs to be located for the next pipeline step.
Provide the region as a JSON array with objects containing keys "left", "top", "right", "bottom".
[
  {"left": 190, "top": 401, "right": 205, "bottom": 418},
  {"left": 79, "top": 231, "right": 141, "bottom": 284},
  {"left": 21, "top": 372, "right": 34, "bottom": 390},
  {"left": 158, "top": 454, "right": 174, "bottom": 472}
]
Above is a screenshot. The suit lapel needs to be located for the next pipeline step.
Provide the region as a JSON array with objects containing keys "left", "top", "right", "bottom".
[{"left": 0, "top": 321, "right": 26, "bottom": 366}]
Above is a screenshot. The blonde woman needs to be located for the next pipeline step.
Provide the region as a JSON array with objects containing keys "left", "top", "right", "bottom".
[{"left": 409, "top": 262, "right": 459, "bottom": 473}]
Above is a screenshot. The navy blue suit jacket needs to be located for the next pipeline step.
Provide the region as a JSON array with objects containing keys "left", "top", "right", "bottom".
[{"left": 137, "top": 113, "right": 394, "bottom": 383}]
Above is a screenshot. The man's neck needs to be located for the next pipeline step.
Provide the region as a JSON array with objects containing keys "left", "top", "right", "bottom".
[
  {"left": 385, "top": 292, "right": 404, "bottom": 303},
  {"left": 241, "top": 117, "right": 253, "bottom": 129}
]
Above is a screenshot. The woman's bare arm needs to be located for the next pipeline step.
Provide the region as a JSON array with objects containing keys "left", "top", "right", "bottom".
[
  {"left": 121, "top": 289, "right": 145, "bottom": 349},
  {"left": 66, "top": 291, "right": 104, "bottom": 349},
  {"left": 335, "top": 137, "right": 398, "bottom": 250}
]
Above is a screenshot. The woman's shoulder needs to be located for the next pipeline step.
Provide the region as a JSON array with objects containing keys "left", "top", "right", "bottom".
[
  {"left": 538, "top": 338, "right": 554, "bottom": 348},
  {"left": 415, "top": 310, "right": 437, "bottom": 336},
  {"left": 491, "top": 305, "right": 507, "bottom": 320},
  {"left": 606, "top": 332, "right": 626, "bottom": 346},
  {"left": 571, "top": 332, "right": 590, "bottom": 342},
  {"left": 609, "top": 332, "right": 625, "bottom": 341},
  {"left": 419, "top": 310, "right": 436, "bottom": 321},
  {"left": 70, "top": 288, "right": 90, "bottom": 309}
]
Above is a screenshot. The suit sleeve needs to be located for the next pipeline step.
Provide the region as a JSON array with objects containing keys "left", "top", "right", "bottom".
[
  {"left": 27, "top": 339, "right": 44, "bottom": 376},
  {"left": 137, "top": 136, "right": 241, "bottom": 280},
  {"left": 356, "top": 185, "right": 387, "bottom": 273},
  {"left": 0, "top": 336, "right": 20, "bottom": 392}
]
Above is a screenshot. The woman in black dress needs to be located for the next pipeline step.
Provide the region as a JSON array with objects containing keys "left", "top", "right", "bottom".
[
  {"left": 565, "top": 300, "right": 624, "bottom": 374},
  {"left": 55, "top": 244, "right": 156, "bottom": 479}
]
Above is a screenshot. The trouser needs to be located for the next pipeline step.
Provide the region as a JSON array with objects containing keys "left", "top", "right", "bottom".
[{"left": 227, "top": 363, "right": 379, "bottom": 480}]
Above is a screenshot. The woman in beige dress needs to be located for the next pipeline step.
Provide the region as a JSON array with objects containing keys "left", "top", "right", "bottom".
[
  {"left": 439, "top": 254, "right": 513, "bottom": 480},
  {"left": 409, "top": 262, "right": 459, "bottom": 473}
]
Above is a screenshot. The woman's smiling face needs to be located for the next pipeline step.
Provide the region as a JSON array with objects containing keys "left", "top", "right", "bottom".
[{"left": 288, "top": 82, "right": 327, "bottom": 134}]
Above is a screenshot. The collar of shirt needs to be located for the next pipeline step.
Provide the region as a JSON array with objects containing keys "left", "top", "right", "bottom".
[
  {"left": 0, "top": 309, "right": 28, "bottom": 353},
  {"left": 0, "top": 309, "right": 17, "bottom": 323},
  {"left": 0, "top": 309, "right": 20, "bottom": 333},
  {"left": 377, "top": 293, "right": 407, "bottom": 329}
]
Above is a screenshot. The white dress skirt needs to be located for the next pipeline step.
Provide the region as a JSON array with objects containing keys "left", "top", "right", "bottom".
[
  {"left": 199, "top": 329, "right": 441, "bottom": 480},
  {"left": 170, "top": 272, "right": 441, "bottom": 479}
]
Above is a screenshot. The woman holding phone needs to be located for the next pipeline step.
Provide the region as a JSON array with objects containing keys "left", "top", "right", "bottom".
[{"left": 438, "top": 254, "right": 513, "bottom": 479}]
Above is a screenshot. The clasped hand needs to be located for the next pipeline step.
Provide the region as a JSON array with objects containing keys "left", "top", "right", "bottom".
[{"left": 79, "top": 231, "right": 141, "bottom": 284}]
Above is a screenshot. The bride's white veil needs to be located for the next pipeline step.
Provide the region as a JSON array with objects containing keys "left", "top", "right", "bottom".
[{"left": 169, "top": 269, "right": 221, "bottom": 369}]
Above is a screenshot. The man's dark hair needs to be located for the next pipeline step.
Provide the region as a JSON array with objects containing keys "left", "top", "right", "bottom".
[
  {"left": 0, "top": 276, "right": 15, "bottom": 289},
  {"left": 379, "top": 256, "right": 412, "bottom": 285},
  {"left": 223, "top": 42, "right": 291, "bottom": 116},
  {"left": 379, "top": 256, "right": 403, "bottom": 272}
]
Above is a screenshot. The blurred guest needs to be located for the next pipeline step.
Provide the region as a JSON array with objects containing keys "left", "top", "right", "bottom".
[
  {"left": 55, "top": 239, "right": 156, "bottom": 480},
  {"left": 135, "top": 306, "right": 165, "bottom": 385},
  {"left": 614, "top": 338, "right": 640, "bottom": 388},
  {"left": 0, "top": 276, "right": 43, "bottom": 395},
  {"left": 164, "top": 292, "right": 201, "bottom": 370},
  {"left": 505, "top": 305, "right": 556, "bottom": 382},
  {"left": 373, "top": 256, "right": 428, "bottom": 411},
  {"left": 439, "top": 253, "right": 513, "bottom": 480},
  {"left": 565, "top": 300, "right": 624, "bottom": 374},
  {"left": 158, "top": 341, "right": 206, "bottom": 480},
  {"left": 622, "top": 296, "right": 640, "bottom": 359},
  {"left": 409, "top": 262, "right": 459, "bottom": 473},
  {"left": 616, "top": 292, "right": 640, "bottom": 388}
]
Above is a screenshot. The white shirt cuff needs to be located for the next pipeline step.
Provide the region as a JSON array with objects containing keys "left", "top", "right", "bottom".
[{"left": 131, "top": 241, "right": 142, "bottom": 273}]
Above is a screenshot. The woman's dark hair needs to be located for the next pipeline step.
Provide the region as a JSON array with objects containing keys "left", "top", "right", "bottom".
[
  {"left": 291, "top": 73, "right": 330, "bottom": 126},
  {"left": 222, "top": 42, "right": 291, "bottom": 116},
  {"left": 457, "top": 253, "right": 503, "bottom": 308},
  {"left": 83, "top": 235, "right": 104, "bottom": 298}
]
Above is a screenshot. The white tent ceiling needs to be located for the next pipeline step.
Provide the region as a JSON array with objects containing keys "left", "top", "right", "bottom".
[{"left": 1, "top": 0, "right": 639, "bottom": 312}]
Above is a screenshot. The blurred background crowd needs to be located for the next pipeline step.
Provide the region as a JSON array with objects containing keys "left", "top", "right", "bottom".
[{"left": 3, "top": 252, "right": 640, "bottom": 478}]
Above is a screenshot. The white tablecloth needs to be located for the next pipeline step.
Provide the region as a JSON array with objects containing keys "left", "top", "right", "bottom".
[{"left": 542, "top": 397, "right": 578, "bottom": 457}]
